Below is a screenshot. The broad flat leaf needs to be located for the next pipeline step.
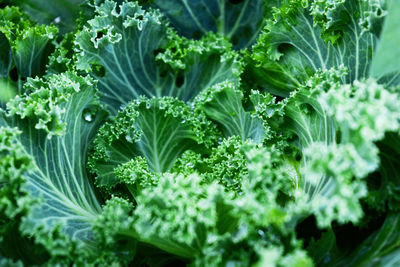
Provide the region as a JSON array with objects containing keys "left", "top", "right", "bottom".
[
  {"left": 370, "top": 0, "right": 400, "bottom": 83},
  {"left": 147, "top": 0, "right": 268, "bottom": 49},
  {"left": 15, "top": 0, "right": 90, "bottom": 34},
  {"left": 366, "top": 132, "right": 400, "bottom": 212},
  {"left": 0, "top": 73, "right": 105, "bottom": 252},
  {"left": 0, "top": 220, "right": 49, "bottom": 265},
  {"left": 0, "top": 32, "right": 11, "bottom": 78},
  {"left": 330, "top": 213, "right": 400, "bottom": 267},
  {"left": 0, "top": 79, "right": 16, "bottom": 107},
  {"left": 76, "top": 1, "right": 241, "bottom": 114}
]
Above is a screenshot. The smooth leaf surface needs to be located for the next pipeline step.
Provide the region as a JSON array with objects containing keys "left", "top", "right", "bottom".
[
  {"left": 147, "top": 0, "right": 268, "bottom": 49},
  {"left": 370, "top": 0, "right": 400, "bottom": 81}
]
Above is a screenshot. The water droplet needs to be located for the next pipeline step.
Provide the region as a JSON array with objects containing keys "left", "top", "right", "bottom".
[
  {"left": 186, "top": 163, "right": 194, "bottom": 168},
  {"left": 120, "top": 104, "right": 126, "bottom": 110},
  {"left": 207, "top": 235, "right": 217, "bottom": 244},
  {"left": 54, "top": 16, "right": 61, "bottom": 24},
  {"left": 181, "top": 119, "right": 186, "bottom": 124},
  {"left": 125, "top": 134, "right": 134, "bottom": 143},
  {"left": 258, "top": 229, "right": 265, "bottom": 237},
  {"left": 84, "top": 113, "right": 93, "bottom": 122}
]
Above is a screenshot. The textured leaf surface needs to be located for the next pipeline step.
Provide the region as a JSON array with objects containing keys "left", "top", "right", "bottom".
[
  {"left": 195, "top": 81, "right": 265, "bottom": 143},
  {"left": 0, "top": 7, "right": 57, "bottom": 78},
  {"left": 0, "top": 73, "right": 105, "bottom": 249},
  {"left": 90, "top": 97, "right": 214, "bottom": 188},
  {"left": 251, "top": 0, "right": 381, "bottom": 94},
  {"left": 76, "top": 1, "right": 240, "bottom": 114}
]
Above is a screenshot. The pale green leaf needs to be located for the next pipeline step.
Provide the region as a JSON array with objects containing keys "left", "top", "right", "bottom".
[
  {"left": 370, "top": 0, "right": 400, "bottom": 81},
  {"left": 76, "top": 1, "right": 240, "bottom": 114},
  {"left": 0, "top": 73, "right": 106, "bottom": 253}
]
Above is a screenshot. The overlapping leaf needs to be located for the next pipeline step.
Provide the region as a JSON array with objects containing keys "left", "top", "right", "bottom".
[
  {"left": 76, "top": 1, "right": 241, "bottom": 114},
  {"left": 0, "top": 73, "right": 106, "bottom": 261}
]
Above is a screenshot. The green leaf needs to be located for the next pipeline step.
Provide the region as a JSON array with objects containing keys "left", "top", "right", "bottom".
[
  {"left": 370, "top": 0, "right": 400, "bottom": 82},
  {"left": 365, "top": 132, "right": 400, "bottom": 212},
  {"left": 251, "top": 0, "right": 381, "bottom": 94},
  {"left": 0, "top": 255, "right": 23, "bottom": 267},
  {"left": 172, "top": 136, "right": 248, "bottom": 192},
  {"left": 15, "top": 0, "right": 91, "bottom": 34},
  {"left": 330, "top": 213, "right": 400, "bottom": 267},
  {"left": 0, "top": 32, "right": 11, "bottom": 78},
  {"left": 301, "top": 142, "right": 368, "bottom": 226},
  {"left": 195, "top": 81, "right": 265, "bottom": 143},
  {"left": 255, "top": 67, "right": 343, "bottom": 150},
  {"left": 75, "top": 1, "right": 241, "bottom": 114},
  {"left": 0, "top": 79, "right": 16, "bottom": 107},
  {"left": 0, "top": 72, "right": 106, "bottom": 258},
  {"left": 0, "top": 127, "right": 31, "bottom": 219},
  {"left": 90, "top": 96, "right": 216, "bottom": 188},
  {"left": 322, "top": 79, "right": 400, "bottom": 147},
  {"left": 95, "top": 173, "right": 237, "bottom": 261},
  {"left": 0, "top": 6, "right": 58, "bottom": 79},
  {"left": 146, "top": 0, "right": 269, "bottom": 49},
  {"left": 0, "top": 32, "right": 16, "bottom": 107},
  {"left": 306, "top": 228, "right": 339, "bottom": 266},
  {"left": 241, "top": 143, "right": 295, "bottom": 227},
  {"left": 253, "top": 69, "right": 400, "bottom": 227},
  {"left": 46, "top": 32, "right": 77, "bottom": 75},
  {"left": 0, "top": 220, "right": 49, "bottom": 265},
  {"left": 301, "top": 78, "right": 400, "bottom": 226}
]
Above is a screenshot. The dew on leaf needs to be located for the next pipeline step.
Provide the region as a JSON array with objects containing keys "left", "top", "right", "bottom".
[
  {"left": 82, "top": 108, "right": 95, "bottom": 122},
  {"left": 186, "top": 163, "right": 194, "bottom": 168},
  {"left": 83, "top": 113, "right": 93, "bottom": 122}
]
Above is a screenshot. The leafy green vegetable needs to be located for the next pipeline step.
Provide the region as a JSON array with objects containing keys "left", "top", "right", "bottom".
[
  {"left": 0, "top": 6, "right": 58, "bottom": 79},
  {"left": 0, "top": 73, "right": 108, "bottom": 264},
  {"left": 89, "top": 96, "right": 216, "bottom": 189},
  {"left": 1, "top": 0, "right": 400, "bottom": 266},
  {"left": 75, "top": 1, "right": 241, "bottom": 114},
  {"left": 370, "top": 0, "right": 400, "bottom": 80},
  {"left": 249, "top": 0, "right": 385, "bottom": 95},
  {"left": 144, "top": 0, "right": 271, "bottom": 49}
]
